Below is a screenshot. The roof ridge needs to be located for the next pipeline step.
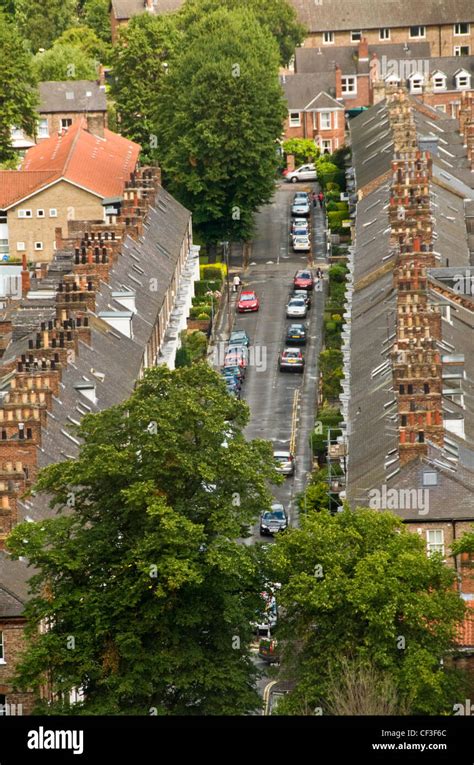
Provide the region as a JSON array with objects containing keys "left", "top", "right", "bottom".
[{"left": 62, "top": 119, "right": 86, "bottom": 177}]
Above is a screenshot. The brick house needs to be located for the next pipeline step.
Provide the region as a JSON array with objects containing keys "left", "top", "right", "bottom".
[
  {"left": 36, "top": 81, "right": 107, "bottom": 141},
  {"left": 290, "top": 0, "right": 474, "bottom": 57},
  {"left": 0, "top": 121, "right": 140, "bottom": 264},
  {"left": 109, "top": 0, "right": 183, "bottom": 43},
  {"left": 281, "top": 74, "right": 345, "bottom": 153}
]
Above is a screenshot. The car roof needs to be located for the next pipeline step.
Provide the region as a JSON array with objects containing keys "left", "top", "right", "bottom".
[
  {"left": 230, "top": 330, "right": 248, "bottom": 336},
  {"left": 273, "top": 450, "right": 291, "bottom": 457},
  {"left": 287, "top": 323, "right": 305, "bottom": 329},
  {"left": 283, "top": 347, "right": 302, "bottom": 354},
  {"left": 240, "top": 290, "right": 255, "bottom": 296}
]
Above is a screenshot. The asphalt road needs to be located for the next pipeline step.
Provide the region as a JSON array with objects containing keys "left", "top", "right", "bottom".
[{"left": 214, "top": 181, "right": 327, "bottom": 539}]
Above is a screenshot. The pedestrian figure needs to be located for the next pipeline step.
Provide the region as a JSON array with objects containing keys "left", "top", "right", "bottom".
[
  {"left": 312, "top": 191, "right": 317, "bottom": 208},
  {"left": 232, "top": 275, "right": 241, "bottom": 293},
  {"left": 318, "top": 191, "right": 324, "bottom": 208}
]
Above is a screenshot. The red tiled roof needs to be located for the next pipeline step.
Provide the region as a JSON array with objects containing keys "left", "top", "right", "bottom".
[
  {"left": 0, "top": 170, "right": 57, "bottom": 209},
  {"left": 22, "top": 120, "right": 141, "bottom": 199},
  {"left": 457, "top": 601, "right": 474, "bottom": 647}
]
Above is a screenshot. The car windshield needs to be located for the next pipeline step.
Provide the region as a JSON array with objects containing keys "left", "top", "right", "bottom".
[
  {"left": 267, "top": 510, "right": 285, "bottom": 520},
  {"left": 298, "top": 272, "right": 311, "bottom": 279},
  {"left": 294, "top": 236, "right": 308, "bottom": 242},
  {"left": 275, "top": 455, "right": 290, "bottom": 462},
  {"left": 289, "top": 299, "right": 305, "bottom": 306},
  {"left": 241, "top": 294, "right": 255, "bottom": 301},
  {"left": 284, "top": 351, "right": 300, "bottom": 358}
]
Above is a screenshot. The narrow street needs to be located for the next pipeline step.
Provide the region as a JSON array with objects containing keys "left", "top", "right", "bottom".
[{"left": 213, "top": 181, "right": 327, "bottom": 538}]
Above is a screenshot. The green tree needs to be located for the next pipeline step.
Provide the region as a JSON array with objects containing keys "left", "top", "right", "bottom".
[
  {"left": 0, "top": 11, "right": 38, "bottom": 163},
  {"left": 8, "top": 364, "right": 280, "bottom": 715},
  {"left": 157, "top": 7, "right": 286, "bottom": 245},
  {"left": 54, "top": 25, "right": 110, "bottom": 62},
  {"left": 283, "top": 138, "right": 319, "bottom": 166},
  {"left": 110, "top": 13, "right": 182, "bottom": 161},
  {"left": 15, "top": 0, "right": 77, "bottom": 52},
  {"left": 82, "top": 0, "right": 111, "bottom": 43},
  {"left": 33, "top": 44, "right": 97, "bottom": 81},
  {"left": 179, "top": 0, "right": 306, "bottom": 65},
  {"left": 267, "top": 507, "right": 466, "bottom": 715}
]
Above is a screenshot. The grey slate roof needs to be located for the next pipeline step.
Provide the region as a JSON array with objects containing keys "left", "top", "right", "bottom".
[
  {"left": 295, "top": 42, "right": 431, "bottom": 75},
  {"left": 0, "top": 552, "right": 32, "bottom": 618},
  {"left": 38, "top": 81, "right": 107, "bottom": 114},
  {"left": 290, "top": 0, "right": 474, "bottom": 33},
  {"left": 110, "top": 0, "right": 183, "bottom": 20},
  {"left": 281, "top": 73, "right": 341, "bottom": 109}
]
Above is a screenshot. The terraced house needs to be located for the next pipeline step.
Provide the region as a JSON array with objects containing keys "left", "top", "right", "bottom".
[{"left": 341, "top": 89, "right": 474, "bottom": 662}]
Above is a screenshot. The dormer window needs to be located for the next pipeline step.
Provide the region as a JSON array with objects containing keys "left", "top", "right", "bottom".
[
  {"left": 432, "top": 72, "right": 447, "bottom": 90},
  {"left": 408, "top": 73, "right": 424, "bottom": 93},
  {"left": 455, "top": 70, "right": 471, "bottom": 89}
]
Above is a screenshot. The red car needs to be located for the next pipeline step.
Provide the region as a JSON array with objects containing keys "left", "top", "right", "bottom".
[
  {"left": 237, "top": 290, "right": 259, "bottom": 312},
  {"left": 293, "top": 270, "right": 314, "bottom": 291}
]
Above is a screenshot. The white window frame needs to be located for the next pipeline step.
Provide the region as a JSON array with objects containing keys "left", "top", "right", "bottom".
[
  {"left": 435, "top": 104, "right": 447, "bottom": 114},
  {"left": 323, "top": 31, "right": 334, "bottom": 44},
  {"left": 49, "top": 208, "right": 58, "bottom": 218},
  {"left": 0, "top": 631, "right": 4, "bottom": 663},
  {"left": 37, "top": 118, "right": 49, "bottom": 138},
  {"left": 34, "top": 242, "right": 43, "bottom": 251},
  {"left": 455, "top": 73, "right": 471, "bottom": 89},
  {"left": 60, "top": 118, "right": 73, "bottom": 130},
  {"left": 409, "top": 26, "right": 426, "bottom": 39},
  {"left": 289, "top": 111, "right": 301, "bottom": 128},
  {"left": 426, "top": 529, "right": 444, "bottom": 557},
  {"left": 432, "top": 74, "right": 447, "bottom": 90},
  {"left": 454, "top": 23, "right": 470, "bottom": 36},
  {"left": 454, "top": 45, "right": 470, "bottom": 56},
  {"left": 409, "top": 76, "right": 424, "bottom": 93},
  {"left": 17, "top": 209, "right": 32, "bottom": 219},
  {"left": 320, "top": 111, "right": 332, "bottom": 130},
  {"left": 321, "top": 139, "right": 332, "bottom": 154},
  {"left": 351, "top": 30, "right": 362, "bottom": 42},
  {"left": 341, "top": 75, "right": 357, "bottom": 95},
  {"left": 16, "top": 242, "right": 26, "bottom": 251},
  {"left": 36, "top": 209, "right": 45, "bottom": 218},
  {"left": 379, "top": 28, "right": 390, "bottom": 40}
]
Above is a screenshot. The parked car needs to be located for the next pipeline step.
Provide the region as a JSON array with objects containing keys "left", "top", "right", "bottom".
[
  {"left": 229, "top": 329, "right": 250, "bottom": 348},
  {"left": 293, "top": 270, "right": 314, "bottom": 291},
  {"left": 260, "top": 503, "right": 289, "bottom": 535},
  {"left": 285, "top": 163, "right": 317, "bottom": 183},
  {"left": 286, "top": 297, "right": 308, "bottom": 318},
  {"left": 291, "top": 199, "right": 310, "bottom": 217},
  {"left": 223, "top": 363, "right": 245, "bottom": 381},
  {"left": 290, "top": 217, "right": 309, "bottom": 235},
  {"left": 224, "top": 346, "right": 249, "bottom": 368},
  {"left": 225, "top": 380, "right": 241, "bottom": 398},
  {"left": 258, "top": 637, "right": 280, "bottom": 664},
  {"left": 273, "top": 450, "right": 295, "bottom": 476},
  {"left": 291, "top": 224, "right": 310, "bottom": 240},
  {"left": 292, "top": 235, "right": 311, "bottom": 253},
  {"left": 220, "top": 368, "right": 241, "bottom": 389},
  {"left": 278, "top": 347, "right": 305, "bottom": 372},
  {"left": 285, "top": 323, "right": 307, "bottom": 345},
  {"left": 237, "top": 290, "right": 259, "bottom": 312},
  {"left": 291, "top": 288, "right": 311, "bottom": 309}
]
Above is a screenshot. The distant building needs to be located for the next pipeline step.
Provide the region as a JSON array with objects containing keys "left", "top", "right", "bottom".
[
  {"left": 36, "top": 81, "right": 108, "bottom": 140},
  {"left": 0, "top": 121, "right": 140, "bottom": 263},
  {"left": 109, "top": 0, "right": 184, "bottom": 43}
]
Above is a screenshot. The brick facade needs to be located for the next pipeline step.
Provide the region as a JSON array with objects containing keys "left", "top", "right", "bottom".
[
  {"left": 39, "top": 111, "right": 107, "bottom": 141},
  {"left": 283, "top": 108, "right": 345, "bottom": 152},
  {"left": 0, "top": 618, "right": 35, "bottom": 715}
]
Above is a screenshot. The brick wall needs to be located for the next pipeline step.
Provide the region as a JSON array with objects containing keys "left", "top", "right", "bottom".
[
  {"left": 283, "top": 109, "right": 345, "bottom": 151},
  {"left": 0, "top": 618, "right": 35, "bottom": 715},
  {"left": 40, "top": 111, "right": 107, "bottom": 141}
]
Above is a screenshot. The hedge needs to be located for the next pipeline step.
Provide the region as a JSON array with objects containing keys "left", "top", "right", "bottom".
[
  {"left": 200, "top": 263, "right": 227, "bottom": 280},
  {"left": 194, "top": 279, "right": 222, "bottom": 296}
]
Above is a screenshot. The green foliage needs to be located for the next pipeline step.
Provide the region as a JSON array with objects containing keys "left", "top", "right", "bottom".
[
  {"left": 0, "top": 11, "right": 38, "bottom": 163},
  {"left": 282, "top": 138, "right": 319, "bottom": 166},
  {"left": 194, "top": 279, "right": 222, "bottom": 296},
  {"left": 200, "top": 263, "right": 227, "bottom": 281},
  {"left": 174, "top": 346, "right": 192, "bottom": 368},
  {"left": 54, "top": 25, "right": 110, "bottom": 62},
  {"left": 15, "top": 0, "right": 78, "bottom": 52},
  {"left": 7, "top": 364, "right": 281, "bottom": 714},
  {"left": 328, "top": 211, "right": 349, "bottom": 230},
  {"left": 82, "top": 0, "right": 111, "bottom": 44},
  {"left": 267, "top": 507, "right": 467, "bottom": 715},
  {"left": 156, "top": 6, "right": 286, "bottom": 244},
  {"left": 178, "top": 0, "right": 306, "bottom": 66},
  {"left": 110, "top": 13, "right": 182, "bottom": 162},
  {"left": 319, "top": 349, "right": 343, "bottom": 402},
  {"left": 33, "top": 44, "right": 98, "bottom": 81}
]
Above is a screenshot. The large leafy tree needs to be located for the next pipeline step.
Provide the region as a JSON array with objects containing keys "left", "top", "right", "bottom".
[
  {"left": 8, "top": 364, "right": 279, "bottom": 715},
  {"left": 110, "top": 13, "right": 182, "bottom": 161},
  {"left": 14, "top": 0, "right": 78, "bottom": 52},
  {"left": 82, "top": 0, "right": 111, "bottom": 43},
  {"left": 266, "top": 507, "right": 466, "bottom": 715},
  {"left": 156, "top": 7, "right": 287, "bottom": 244},
  {"left": 33, "top": 44, "right": 97, "bottom": 82},
  {"left": 179, "top": 0, "right": 306, "bottom": 65},
  {"left": 0, "top": 11, "right": 38, "bottom": 164}
]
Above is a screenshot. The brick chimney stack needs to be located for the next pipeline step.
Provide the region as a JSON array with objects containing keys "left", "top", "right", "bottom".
[
  {"left": 21, "top": 254, "right": 30, "bottom": 296},
  {"left": 335, "top": 64, "right": 342, "bottom": 99}
]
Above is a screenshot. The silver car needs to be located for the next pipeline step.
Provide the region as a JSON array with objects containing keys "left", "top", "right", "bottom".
[
  {"left": 286, "top": 164, "right": 317, "bottom": 183},
  {"left": 286, "top": 297, "right": 308, "bottom": 318},
  {"left": 273, "top": 450, "right": 295, "bottom": 476},
  {"left": 291, "top": 200, "right": 310, "bottom": 217},
  {"left": 292, "top": 235, "right": 311, "bottom": 252}
]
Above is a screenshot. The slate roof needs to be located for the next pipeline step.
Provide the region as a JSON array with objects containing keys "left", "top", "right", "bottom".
[
  {"left": 295, "top": 42, "right": 431, "bottom": 75},
  {"left": 290, "top": 0, "right": 474, "bottom": 33},
  {"left": 110, "top": 0, "right": 183, "bottom": 20},
  {"left": 281, "top": 74, "right": 341, "bottom": 109},
  {"left": 0, "top": 552, "right": 32, "bottom": 618},
  {"left": 38, "top": 81, "right": 107, "bottom": 114}
]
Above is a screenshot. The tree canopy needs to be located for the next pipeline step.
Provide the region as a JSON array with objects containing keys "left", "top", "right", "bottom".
[
  {"left": 33, "top": 43, "right": 98, "bottom": 82},
  {"left": 0, "top": 10, "right": 38, "bottom": 163},
  {"left": 15, "top": 0, "right": 78, "bottom": 52},
  {"left": 266, "top": 507, "right": 466, "bottom": 715},
  {"left": 8, "top": 363, "right": 280, "bottom": 715}
]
